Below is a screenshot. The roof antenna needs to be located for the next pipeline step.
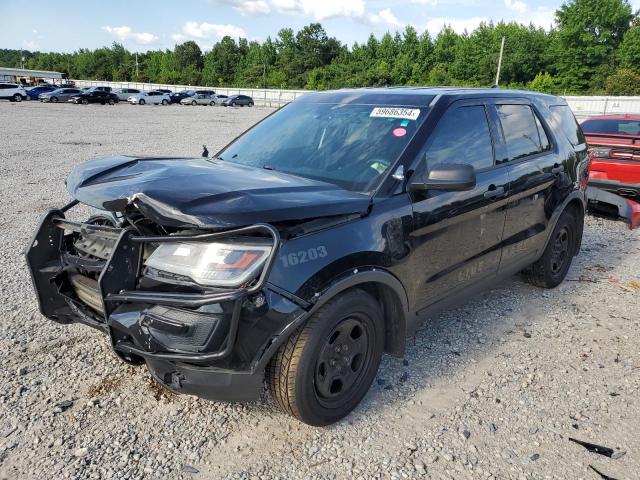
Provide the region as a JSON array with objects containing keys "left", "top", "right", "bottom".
[
  {"left": 202, "top": 145, "right": 209, "bottom": 158},
  {"left": 494, "top": 36, "right": 506, "bottom": 87}
]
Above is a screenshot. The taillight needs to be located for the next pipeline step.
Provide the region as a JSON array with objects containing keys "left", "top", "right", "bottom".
[{"left": 589, "top": 147, "right": 611, "bottom": 159}]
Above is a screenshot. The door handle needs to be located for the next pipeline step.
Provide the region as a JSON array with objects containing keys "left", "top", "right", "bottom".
[
  {"left": 484, "top": 185, "right": 505, "bottom": 199},
  {"left": 551, "top": 164, "right": 565, "bottom": 174}
]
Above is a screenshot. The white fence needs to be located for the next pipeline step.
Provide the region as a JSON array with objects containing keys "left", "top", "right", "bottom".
[
  {"left": 72, "top": 79, "right": 308, "bottom": 108},
  {"left": 71, "top": 79, "right": 640, "bottom": 114},
  {"left": 564, "top": 96, "right": 640, "bottom": 119}
]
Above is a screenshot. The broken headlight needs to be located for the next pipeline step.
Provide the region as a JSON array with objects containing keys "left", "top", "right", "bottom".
[{"left": 143, "top": 239, "right": 271, "bottom": 288}]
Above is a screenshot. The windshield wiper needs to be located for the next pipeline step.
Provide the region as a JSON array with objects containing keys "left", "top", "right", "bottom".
[{"left": 262, "top": 165, "right": 275, "bottom": 170}]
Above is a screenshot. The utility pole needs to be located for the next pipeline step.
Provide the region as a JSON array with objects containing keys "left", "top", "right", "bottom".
[{"left": 495, "top": 36, "right": 505, "bottom": 86}]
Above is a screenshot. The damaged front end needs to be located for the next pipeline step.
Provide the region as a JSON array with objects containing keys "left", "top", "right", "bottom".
[{"left": 25, "top": 200, "right": 308, "bottom": 401}]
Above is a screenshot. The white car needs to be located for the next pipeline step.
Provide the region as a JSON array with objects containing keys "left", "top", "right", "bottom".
[
  {"left": 0, "top": 83, "right": 27, "bottom": 102},
  {"left": 128, "top": 91, "right": 171, "bottom": 105},
  {"left": 113, "top": 88, "right": 141, "bottom": 101}
]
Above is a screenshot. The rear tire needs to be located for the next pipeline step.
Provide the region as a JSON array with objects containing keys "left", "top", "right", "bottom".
[
  {"left": 13, "top": 94, "right": 23, "bottom": 102},
  {"left": 522, "top": 209, "right": 577, "bottom": 289},
  {"left": 248, "top": 101, "right": 254, "bottom": 107},
  {"left": 162, "top": 99, "right": 168, "bottom": 105},
  {"left": 139, "top": 99, "right": 145, "bottom": 105},
  {"left": 108, "top": 98, "right": 115, "bottom": 105},
  {"left": 267, "top": 289, "right": 384, "bottom": 426}
]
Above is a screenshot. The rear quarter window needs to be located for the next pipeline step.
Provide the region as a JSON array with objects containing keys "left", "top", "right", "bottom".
[{"left": 550, "top": 105, "right": 585, "bottom": 146}]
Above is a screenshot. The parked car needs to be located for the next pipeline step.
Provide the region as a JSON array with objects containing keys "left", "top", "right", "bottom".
[
  {"left": 169, "top": 90, "right": 196, "bottom": 103},
  {"left": 128, "top": 91, "right": 171, "bottom": 105},
  {"left": 0, "top": 83, "right": 27, "bottom": 102},
  {"left": 180, "top": 93, "right": 220, "bottom": 106},
  {"left": 39, "top": 88, "right": 81, "bottom": 103},
  {"left": 155, "top": 88, "right": 172, "bottom": 94},
  {"left": 26, "top": 85, "right": 58, "bottom": 100},
  {"left": 57, "top": 83, "right": 76, "bottom": 89},
  {"left": 113, "top": 88, "right": 141, "bottom": 101},
  {"left": 582, "top": 114, "right": 640, "bottom": 229},
  {"left": 25, "top": 87, "right": 588, "bottom": 426},
  {"left": 69, "top": 90, "right": 119, "bottom": 105},
  {"left": 221, "top": 94, "right": 254, "bottom": 107}
]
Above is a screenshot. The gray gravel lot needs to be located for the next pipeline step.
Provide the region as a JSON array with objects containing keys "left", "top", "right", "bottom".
[{"left": 1, "top": 101, "right": 639, "bottom": 480}]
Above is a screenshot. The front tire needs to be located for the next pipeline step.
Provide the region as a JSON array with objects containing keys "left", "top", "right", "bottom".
[
  {"left": 139, "top": 99, "right": 145, "bottom": 105},
  {"left": 267, "top": 289, "right": 384, "bottom": 426},
  {"left": 51, "top": 96, "right": 58, "bottom": 103},
  {"left": 81, "top": 98, "right": 89, "bottom": 105},
  {"left": 522, "top": 209, "right": 577, "bottom": 289}
]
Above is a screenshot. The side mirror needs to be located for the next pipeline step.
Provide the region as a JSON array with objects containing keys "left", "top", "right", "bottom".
[{"left": 409, "top": 163, "right": 476, "bottom": 192}]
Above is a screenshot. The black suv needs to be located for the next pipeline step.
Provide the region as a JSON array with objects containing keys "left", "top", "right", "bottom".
[
  {"left": 26, "top": 88, "right": 589, "bottom": 426},
  {"left": 69, "top": 89, "right": 119, "bottom": 105}
]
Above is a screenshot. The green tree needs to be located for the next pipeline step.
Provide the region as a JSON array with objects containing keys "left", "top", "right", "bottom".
[
  {"left": 605, "top": 68, "right": 640, "bottom": 94},
  {"left": 554, "top": 0, "right": 634, "bottom": 92},
  {"left": 529, "top": 72, "right": 556, "bottom": 93},
  {"left": 618, "top": 25, "right": 640, "bottom": 72}
]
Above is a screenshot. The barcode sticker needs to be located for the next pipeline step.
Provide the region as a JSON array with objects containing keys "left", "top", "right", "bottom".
[{"left": 370, "top": 107, "right": 420, "bottom": 121}]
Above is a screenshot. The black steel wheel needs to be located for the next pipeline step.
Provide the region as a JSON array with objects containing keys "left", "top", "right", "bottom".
[
  {"left": 268, "top": 288, "right": 384, "bottom": 426},
  {"left": 523, "top": 208, "right": 577, "bottom": 288}
]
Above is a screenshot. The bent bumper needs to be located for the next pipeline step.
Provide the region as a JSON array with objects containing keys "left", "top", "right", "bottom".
[
  {"left": 25, "top": 205, "right": 305, "bottom": 401},
  {"left": 586, "top": 186, "right": 640, "bottom": 229}
]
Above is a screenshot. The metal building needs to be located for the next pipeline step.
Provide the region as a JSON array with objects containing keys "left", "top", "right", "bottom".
[{"left": 0, "top": 67, "right": 67, "bottom": 85}]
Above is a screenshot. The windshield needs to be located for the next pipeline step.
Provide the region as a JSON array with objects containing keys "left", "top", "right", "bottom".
[{"left": 217, "top": 102, "right": 426, "bottom": 192}]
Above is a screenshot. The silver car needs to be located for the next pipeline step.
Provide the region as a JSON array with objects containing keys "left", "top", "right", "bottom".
[
  {"left": 181, "top": 93, "right": 219, "bottom": 106},
  {"left": 39, "top": 88, "right": 81, "bottom": 103},
  {"left": 113, "top": 88, "right": 141, "bottom": 101}
]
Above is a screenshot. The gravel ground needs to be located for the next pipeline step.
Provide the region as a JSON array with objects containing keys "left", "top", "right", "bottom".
[{"left": 1, "top": 101, "right": 639, "bottom": 480}]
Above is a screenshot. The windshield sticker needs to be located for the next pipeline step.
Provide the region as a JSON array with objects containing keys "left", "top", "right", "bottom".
[
  {"left": 392, "top": 127, "right": 407, "bottom": 137},
  {"left": 400, "top": 120, "right": 409, "bottom": 127},
  {"left": 370, "top": 161, "right": 388, "bottom": 174},
  {"left": 370, "top": 107, "right": 420, "bottom": 121}
]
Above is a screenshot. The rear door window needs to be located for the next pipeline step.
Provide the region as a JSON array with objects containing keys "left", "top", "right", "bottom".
[
  {"left": 495, "top": 105, "right": 546, "bottom": 161},
  {"left": 426, "top": 105, "right": 494, "bottom": 171},
  {"left": 550, "top": 105, "right": 586, "bottom": 146}
]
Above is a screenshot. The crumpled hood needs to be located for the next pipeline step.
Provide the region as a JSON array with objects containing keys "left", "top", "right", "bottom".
[{"left": 66, "top": 156, "right": 371, "bottom": 228}]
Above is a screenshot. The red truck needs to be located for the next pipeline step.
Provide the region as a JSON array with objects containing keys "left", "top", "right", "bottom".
[{"left": 582, "top": 114, "right": 640, "bottom": 229}]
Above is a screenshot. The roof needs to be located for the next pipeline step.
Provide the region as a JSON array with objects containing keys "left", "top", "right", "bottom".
[
  {"left": 295, "top": 86, "right": 561, "bottom": 107},
  {"left": 0, "top": 67, "right": 66, "bottom": 79}
]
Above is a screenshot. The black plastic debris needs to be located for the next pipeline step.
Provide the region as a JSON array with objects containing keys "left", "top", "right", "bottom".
[
  {"left": 201, "top": 145, "right": 209, "bottom": 158},
  {"left": 182, "top": 464, "right": 199, "bottom": 474},
  {"left": 569, "top": 437, "right": 614, "bottom": 457},
  {"left": 589, "top": 465, "right": 618, "bottom": 480},
  {"left": 54, "top": 400, "right": 74, "bottom": 413}
]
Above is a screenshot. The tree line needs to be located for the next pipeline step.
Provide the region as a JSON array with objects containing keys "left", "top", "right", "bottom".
[{"left": 2, "top": 0, "right": 640, "bottom": 95}]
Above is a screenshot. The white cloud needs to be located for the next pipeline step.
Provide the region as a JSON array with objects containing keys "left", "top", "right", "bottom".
[
  {"left": 23, "top": 40, "right": 39, "bottom": 50},
  {"left": 504, "top": 0, "right": 527, "bottom": 14},
  {"left": 367, "top": 8, "right": 404, "bottom": 29},
  {"left": 102, "top": 25, "right": 158, "bottom": 45},
  {"left": 426, "top": 16, "right": 488, "bottom": 35},
  {"left": 236, "top": 0, "right": 271, "bottom": 15},
  {"left": 179, "top": 21, "right": 247, "bottom": 40}
]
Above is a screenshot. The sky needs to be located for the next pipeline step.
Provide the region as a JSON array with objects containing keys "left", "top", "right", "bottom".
[{"left": 1, "top": 0, "right": 639, "bottom": 53}]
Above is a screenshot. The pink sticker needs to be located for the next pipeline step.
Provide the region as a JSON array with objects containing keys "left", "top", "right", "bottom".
[{"left": 393, "top": 128, "right": 407, "bottom": 137}]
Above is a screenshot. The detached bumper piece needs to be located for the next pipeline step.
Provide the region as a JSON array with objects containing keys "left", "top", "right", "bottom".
[
  {"left": 25, "top": 204, "right": 281, "bottom": 401},
  {"left": 587, "top": 186, "right": 640, "bottom": 230}
]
